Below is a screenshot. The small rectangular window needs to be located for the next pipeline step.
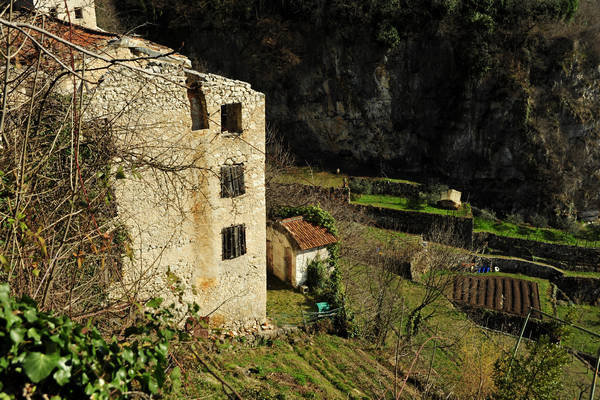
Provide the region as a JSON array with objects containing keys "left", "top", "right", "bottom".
[
  {"left": 49, "top": 7, "right": 58, "bottom": 18},
  {"left": 220, "top": 164, "right": 245, "bottom": 198},
  {"left": 74, "top": 7, "right": 83, "bottom": 19},
  {"left": 222, "top": 224, "right": 246, "bottom": 260},
  {"left": 221, "top": 103, "right": 242, "bottom": 134}
]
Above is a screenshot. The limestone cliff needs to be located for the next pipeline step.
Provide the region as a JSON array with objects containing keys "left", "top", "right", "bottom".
[{"left": 105, "top": 0, "right": 600, "bottom": 218}]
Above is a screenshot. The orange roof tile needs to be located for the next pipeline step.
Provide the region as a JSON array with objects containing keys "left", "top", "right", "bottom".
[
  {"left": 13, "top": 16, "right": 188, "bottom": 71},
  {"left": 280, "top": 216, "right": 337, "bottom": 251}
]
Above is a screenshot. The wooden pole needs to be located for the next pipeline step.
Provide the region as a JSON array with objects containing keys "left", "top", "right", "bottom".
[
  {"left": 506, "top": 307, "right": 532, "bottom": 382},
  {"left": 589, "top": 348, "right": 600, "bottom": 400}
]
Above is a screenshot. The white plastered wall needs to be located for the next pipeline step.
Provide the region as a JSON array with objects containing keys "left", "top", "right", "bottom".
[
  {"left": 295, "top": 247, "right": 330, "bottom": 287},
  {"left": 35, "top": 0, "right": 97, "bottom": 29}
]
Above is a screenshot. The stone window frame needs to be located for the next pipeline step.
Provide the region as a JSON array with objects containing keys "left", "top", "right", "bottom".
[
  {"left": 221, "top": 103, "right": 243, "bottom": 135},
  {"left": 222, "top": 224, "right": 247, "bottom": 260},
  {"left": 220, "top": 164, "right": 245, "bottom": 198}
]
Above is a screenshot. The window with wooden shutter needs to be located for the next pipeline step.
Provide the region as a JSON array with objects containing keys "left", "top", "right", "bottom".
[
  {"left": 222, "top": 225, "right": 247, "bottom": 260},
  {"left": 220, "top": 164, "right": 245, "bottom": 198}
]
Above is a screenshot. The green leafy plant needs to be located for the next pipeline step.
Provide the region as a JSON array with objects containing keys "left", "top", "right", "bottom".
[
  {"left": 306, "top": 258, "right": 328, "bottom": 292},
  {"left": 348, "top": 177, "right": 372, "bottom": 195},
  {"left": 272, "top": 205, "right": 338, "bottom": 237},
  {"left": 493, "top": 323, "right": 571, "bottom": 400},
  {"left": 0, "top": 284, "right": 183, "bottom": 399}
]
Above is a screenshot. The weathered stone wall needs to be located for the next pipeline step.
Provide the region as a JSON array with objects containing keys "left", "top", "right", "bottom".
[
  {"left": 474, "top": 232, "right": 600, "bottom": 271},
  {"left": 481, "top": 257, "right": 564, "bottom": 281},
  {"left": 266, "top": 223, "right": 294, "bottom": 284},
  {"left": 81, "top": 42, "right": 266, "bottom": 328},
  {"left": 268, "top": 183, "right": 350, "bottom": 207},
  {"left": 38, "top": 0, "right": 98, "bottom": 28},
  {"left": 371, "top": 180, "right": 420, "bottom": 198},
  {"left": 349, "top": 177, "right": 421, "bottom": 198},
  {"left": 355, "top": 204, "right": 473, "bottom": 248},
  {"left": 555, "top": 276, "right": 600, "bottom": 306}
]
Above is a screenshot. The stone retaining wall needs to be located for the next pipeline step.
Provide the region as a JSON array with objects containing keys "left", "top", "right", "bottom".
[
  {"left": 474, "top": 232, "right": 600, "bottom": 271},
  {"left": 370, "top": 180, "right": 421, "bottom": 198},
  {"left": 478, "top": 256, "right": 600, "bottom": 306},
  {"left": 270, "top": 183, "right": 350, "bottom": 204},
  {"left": 482, "top": 257, "right": 564, "bottom": 281},
  {"left": 355, "top": 204, "right": 473, "bottom": 248},
  {"left": 555, "top": 276, "right": 600, "bottom": 306}
]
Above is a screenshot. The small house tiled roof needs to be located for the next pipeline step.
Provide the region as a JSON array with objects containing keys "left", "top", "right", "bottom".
[
  {"left": 280, "top": 216, "right": 337, "bottom": 251},
  {"left": 14, "top": 16, "right": 190, "bottom": 70}
]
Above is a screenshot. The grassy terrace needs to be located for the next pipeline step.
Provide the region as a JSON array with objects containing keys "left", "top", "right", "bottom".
[
  {"left": 176, "top": 332, "right": 418, "bottom": 399},
  {"left": 275, "top": 167, "right": 421, "bottom": 188},
  {"left": 474, "top": 217, "right": 600, "bottom": 247},
  {"left": 556, "top": 303, "right": 600, "bottom": 355},
  {"left": 352, "top": 194, "right": 472, "bottom": 218},
  {"left": 266, "top": 274, "right": 316, "bottom": 327},
  {"left": 274, "top": 167, "right": 346, "bottom": 188},
  {"left": 274, "top": 168, "right": 600, "bottom": 249}
]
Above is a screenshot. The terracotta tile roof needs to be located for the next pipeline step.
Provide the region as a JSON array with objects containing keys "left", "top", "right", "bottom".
[
  {"left": 13, "top": 16, "right": 189, "bottom": 70},
  {"left": 13, "top": 17, "right": 117, "bottom": 69},
  {"left": 280, "top": 216, "right": 337, "bottom": 251}
]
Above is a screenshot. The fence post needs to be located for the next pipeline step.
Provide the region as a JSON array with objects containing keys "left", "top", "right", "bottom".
[
  {"left": 506, "top": 307, "right": 532, "bottom": 382},
  {"left": 589, "top": 347, "right": 600, "bottom": 400}
]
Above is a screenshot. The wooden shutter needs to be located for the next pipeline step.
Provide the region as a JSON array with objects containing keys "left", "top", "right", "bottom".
[
  {"left": 240, "top": 225, "right": 246, "bottom": 255},
  {"left": 237, "top": 165, "right": 245, "bottom": 195},
  {"left": 222, "top": 225, "right": 247, "bottom": 260},
  {"left": 221, "top": 166, "right": 234, "bottom": 198},
  {"left": 222, "top": 228, "right": 228, "bottom": 259},
  {"left": 221, "top": 164, "right": 245, "bottom": 198}
]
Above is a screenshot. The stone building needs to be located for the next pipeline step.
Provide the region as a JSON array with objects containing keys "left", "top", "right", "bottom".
[
  {"left": 20, "top": 4, "right": 267, "bottom": 328},
  {"left": 18, "top": 0, "right": 98, "bottom": 28},
  {"left": 267, "top": 217, "right": 337, "bottom": 287}
]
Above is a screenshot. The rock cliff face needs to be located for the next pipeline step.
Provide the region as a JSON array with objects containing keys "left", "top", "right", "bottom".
[{"left": 108, "top": 1, "right": 600, "bottom": 217}]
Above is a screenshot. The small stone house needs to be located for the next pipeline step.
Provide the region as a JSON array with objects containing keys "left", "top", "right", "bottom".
[
  {"left": 438, "top": 189, "right": 462, "bottom": 210},
  {"left": 18, "top": 0, "right": 98, "bottom": 28},
  {"left": 267, "top": 217, "right": 337, "bottom": 287},
  {"left": 17, "top": 2, "right": 267, "bottom": 328}
]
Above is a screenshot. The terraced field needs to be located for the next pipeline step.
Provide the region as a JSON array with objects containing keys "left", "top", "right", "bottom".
[{"left": 452, "top": 276, "right": 541, "bottom": 317}]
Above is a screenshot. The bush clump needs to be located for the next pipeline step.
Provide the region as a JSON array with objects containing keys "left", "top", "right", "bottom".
[
  {"left": 480, "top": 208, "right": 496, "bottom": 221},
  {"left": 530, "top": 213, "right": 549, "bottom": 228},
  {"left": 0, "top": 284, "right": 182, "bottom": 399},
  {"left": 420, "top": 183, "right": 448, "bottom": 205},
  {"left": 555, "top": 216, "right": 581, "bottom": 234},
  {"left": 306, "top": 258, "right": 328, "bottom": 291},
  {"left": 506, "top": 212, "right": 524, "bottom": 225},
  {"left": 348, "top": 177, "right": 372, "bottom": 195}
]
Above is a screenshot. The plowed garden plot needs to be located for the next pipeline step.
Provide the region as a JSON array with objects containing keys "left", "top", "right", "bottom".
[{"left": 452, "top": 276, "right": 540, "bottom": 317}]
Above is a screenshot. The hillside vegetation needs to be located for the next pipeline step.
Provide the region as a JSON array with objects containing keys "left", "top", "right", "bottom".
[{"left": 100, "top": 0, "right": 600, "bottom": 220}]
